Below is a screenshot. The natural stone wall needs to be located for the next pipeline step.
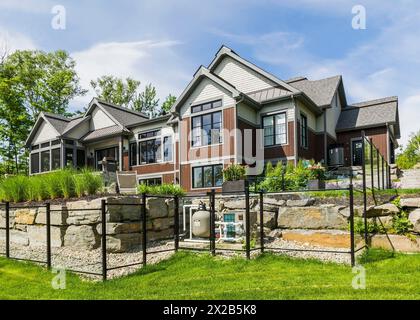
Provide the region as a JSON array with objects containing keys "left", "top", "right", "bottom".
[{"left": 0, "top": 196, "right": 176, "bottom": 253}]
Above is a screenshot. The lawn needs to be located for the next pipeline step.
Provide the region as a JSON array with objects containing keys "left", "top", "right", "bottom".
[{"left": 0, "top": 250, "right": 419, "bottom": 300}]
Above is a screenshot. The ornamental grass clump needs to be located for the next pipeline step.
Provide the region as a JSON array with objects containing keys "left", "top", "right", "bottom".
[
  {"left": 137, "top": 183, "right": 186, "bottom": 197},
  {"left": 0, "top": 175, "right": 28, "bottom": 203},
  {"left": 26, "top": 175, "right": 48, "bottom": 201},
  {"left": 81, "top": 169, "right": 103, "bottom": 196}
]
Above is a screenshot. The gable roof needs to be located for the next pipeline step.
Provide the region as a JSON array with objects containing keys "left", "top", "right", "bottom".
[
  {"left": 80, "top": 125, "right": 124, "bottom": 143},
  {"left": 286, "top": 75, "right": 345, "bottom": 108},
  {"left": 208, "top": 45, "right": 299, "bottom": 94},
  {"left": 336, "top": 96, "right": 400, "bottom": 138},
  {"left": 170, "top": 65, "right": 243, "bottom": 114},
  {"left": 84, "top": 98, "right": 149, "bottom": 130}
]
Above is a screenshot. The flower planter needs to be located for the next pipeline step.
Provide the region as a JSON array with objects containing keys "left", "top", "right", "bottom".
[
  {"left": 222, "top": 180, "right": 249, "bottom": 193},
  {"left": 307, "top": 179, "right": 325, "bottom": 190}
]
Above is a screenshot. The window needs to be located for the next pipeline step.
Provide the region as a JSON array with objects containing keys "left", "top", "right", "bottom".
[
  {"left": 30, "top": 153, "right": 39, "bottom": 174},
  {"left": 139, "top": 177, "right": 162, "bottom": 186},
  {"left": 64, "top": 140, "right": 74, "bottom": 145},
  {"left": 41, "top": 142, "right": 50, "bottom": 149},
  {"left": 163, "top": 136, "right": 172, "bottom": 162},
  {"left": 77, "top": 149, "right": 85, "bottom": 168},
  {"left": 139, "top": 130, "right": 160, "bottom": 140},
  {"left": 51, "top": 148, "right": 61, "bottom": 170},
  {"left": 95, "top": 147, "right": 118, "bottom": 170},
  {"left": 140, "top": 138, "right": 161, "bottom": 164},
  {"left": 191, "top": 111, "right": 222, "bottom": 147},
  {"left": 51, "top": 139, "right": 60, "bottom": 146},
  {"left": 300, "top": 113, "right": 308, "bottom": 149},
  {"left": 41, "top": 150, "right": 50, "bottom": 172},
  {"left": 65, "top": 148, "right": 74, "bottom": 167},
  {"left": 263, "top": 112, "right": 287, "bottom": 146},
  {"left": 31, "top": 144, "right": 39, "bottom": 151},
  {"left": 191, "top": 99, "right": 222, "bottom": 114},
  {"left": 129, "top": 142, "right": 137, "bottom": 166},
  {"left": 192, "top": 164, "right": 223, "bottom": 189}
]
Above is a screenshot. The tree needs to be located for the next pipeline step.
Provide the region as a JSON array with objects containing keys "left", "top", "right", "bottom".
[
  {"left": 0, "top": 49, "right": 86, "bottom": 174},
  {"left": 160, "top": 94, "right": 176, "bottom": 115},
  {"left": 134, "top": 83, "right": 160, "bottom": 117},
  {"left": 396, "top": 131, "right": 420, "bottom": 169},
  {"left": 90, "top": 75, "right": 140, "bottom": 109}
]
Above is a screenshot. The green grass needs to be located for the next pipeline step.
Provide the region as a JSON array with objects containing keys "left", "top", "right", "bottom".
[{"left": 0, "top": 250, "right": 419, "bottom": 300}]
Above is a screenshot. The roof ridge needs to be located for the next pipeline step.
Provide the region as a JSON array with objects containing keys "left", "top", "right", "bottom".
[
  {"left": 42, "top": 112, "right": 71, "bottom": 122},
  {"left": 349, "top": 96, "right": 398, "bottom": 108},
  {"left": 95, "top": 98, "right": 149, "bottom": 119}
]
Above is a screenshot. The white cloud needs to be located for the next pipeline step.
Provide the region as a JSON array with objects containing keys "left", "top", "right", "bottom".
[
  {"left": 0, "top": 27, "right": 37, "bottom": 52},
  {"left": 71, "top": 39, "right": 192, "bottom": 110}
]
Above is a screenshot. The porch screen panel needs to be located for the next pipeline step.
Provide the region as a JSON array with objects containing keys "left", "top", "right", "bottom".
[
  {"left": 41, "top": 150, "right": 50, "bottom": 172},
  {"left": 30, "top": 153, "right": 39, "bottom": 174},
  {"left": 51, "top": 148, "right": 61, "bottom": 170}
]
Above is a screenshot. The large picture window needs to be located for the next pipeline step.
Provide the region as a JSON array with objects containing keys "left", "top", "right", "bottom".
[
  {"left": 140, "top": 138, "right": 161, "bottom": 164},
  {"left": 300, "top": 113, "right": 308, "bottom": 149},
  {"left": 129, "top": 142, "right": 137, "bottom": 166},
  {"left": 191, "top": 111, "right": 222, "bottom": 147},
  {"left": 41, "top": 150, "right": 50, "bottom": 172},
  {"left": 30, "top": 153, "right": 39, "bottom": 174},
  {"left": 192, "top": 164, "right": 223, "bottom": 189},
  {"left": 263, "top": 112, "right": 287, "bottom": 146},
  {"left": 95, "top": 147, "right": 118, "bottom": 170},
  {"left": 163, "top": 136, "right": 172, "bottom": 162},
  {"left": 51, "top": 148, "right": 61, "bottom": 170}
]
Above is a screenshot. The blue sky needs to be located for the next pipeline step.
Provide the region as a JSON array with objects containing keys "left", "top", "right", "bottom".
[{"left": 0, "top": 0, "right": 419, "bottom": 146}]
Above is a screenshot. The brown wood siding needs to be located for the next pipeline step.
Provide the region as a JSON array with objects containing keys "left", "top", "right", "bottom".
[
  {"left": 182, "top": 107, "right": 236, "bottom": 162},
  {"left": 336, "top": 126, "right": 388, "bottom": 166},
  {"left": 132, "top": 162, "right": 174, "bottom": 175},
  {"left": 264, "top": 121, "right": 295, "bottom": 160},
  {"left": 297, "top": 120, "right": 317, "bottom": 161},
  {"left": 162, "top": 173, "right": 174, "bottom": 184},
  {"left": 314, "top": 133, "right": 336, "bottom": 163},
  {"left": 122, "top": 152, "right": 129, "bottom": 171},
  {"left": 237, "top": 118, "right": 257, "bottom": 165}
]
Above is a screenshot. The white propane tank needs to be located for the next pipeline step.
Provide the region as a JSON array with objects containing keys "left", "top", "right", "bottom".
[{"left": 192, "top": 202, "right": 210, "bottom": 238}]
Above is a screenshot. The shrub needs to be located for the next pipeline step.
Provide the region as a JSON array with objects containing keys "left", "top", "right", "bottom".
[
  {"left": 44, "top": 172, "right": 63, "bottom": 199},
  {"left": 26, "top": 175, "right": 48, "bottom": 201},
  {"left": 353, "top": 217, "right": 386, "bottom": 235},
  {"left": 80, "top": 169, "right": 103, "bottom": 196},
  {"left": 0, "top": 175, "right": 28, "bottom": 203},
  {"left": 138, "top": 183, "right": 186, "bottom": 197},
  {"left": 223, "top": 164, "right": 246, "bottom": 181},
  {"left": 392, "top": 211, "right": 413, "bottom": 235}
]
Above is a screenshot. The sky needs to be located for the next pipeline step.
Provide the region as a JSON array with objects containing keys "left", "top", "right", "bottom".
[{"left": 0, "top": 0, "right": 419, "bottom": 147}]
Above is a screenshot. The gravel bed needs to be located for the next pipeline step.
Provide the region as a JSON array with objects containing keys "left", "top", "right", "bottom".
[{"left": 0, "top": 238, "right": 358, "bottom": 280}]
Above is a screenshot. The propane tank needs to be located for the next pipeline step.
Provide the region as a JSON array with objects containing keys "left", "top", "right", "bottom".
[{"left": 192, "top": 201, "right": 211, "bottom": 238}]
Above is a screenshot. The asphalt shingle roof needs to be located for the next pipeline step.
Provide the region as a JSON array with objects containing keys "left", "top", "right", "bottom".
[
  {"left": 287, "top": 75, "right": 342, "bottom": 107},
  {"left": 81, "top": 125, "right": 123, "bottom": 143},
  {"left": 336, "top": 97, "right": 399, "bottom": 133},
  {"left": 95, "top": 99, "right": 149, "bottom": 127}
]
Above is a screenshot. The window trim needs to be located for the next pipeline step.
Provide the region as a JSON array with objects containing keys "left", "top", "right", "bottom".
[
  {"left": 129, "top": 142, "right": 137, "bottom": 167},
  {"left": 190, "top": 110, "right": 223, "bottom": 148},
  {"left": 191, "top": 164, "right": 224, "bottom": 189},
  {"left": 300, "top": 113, "right": 309, "bottom": 149},
  {"left": 190, "top": 99, "right": 222, "bottom": 114},
  {"left": 262, "top": 111, "right": 288, "bottom": 147},
  {"left": 163, "top": 136, "right": 173, "bottom": 162}
]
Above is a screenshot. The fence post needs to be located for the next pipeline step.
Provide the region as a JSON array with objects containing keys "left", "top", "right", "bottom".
[
  {"left": 370, "top": 139, "right": 374, "bottom": 191},
  {"left": 376, "top": 148, "right": 380, "bottom": 190},
  {"left": 259, "top": 191, "right": 264, "bottom": 254},
  {"left": 281, "top": 168, "right": 285, "bottom": 191},
  {"left": 381, "top": 156, "right": 385, "bottom": 190},
  {"left": 361, "top": 132, "right": 369, "bottom": 246},
  {"left": 245, "top": 186, "right": 251, "bottom": 260},
  {"left": 174, "top": 195, "right": 179, "bottom": 252},
  {"left": 46, "top": 202, "right": 51, "bottom": 269},
  {"left": 141, "top": 193, "right": 147, "bottom": 266},
  {"left": 210, "top": 190, "right": 216, "bottom": 256},
  {"left": 101, "top": 199, "right": 107, "bottom": 281},
  {"left": 5, "top": 202, "right": 10, "bottom": 258},
  {"left": 349, "top": 184, "right": 355, "bottom": 267}
]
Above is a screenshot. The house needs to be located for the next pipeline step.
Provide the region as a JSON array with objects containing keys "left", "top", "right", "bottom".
[{"left": 25, "top": 45, "right": 400, "bottom": 193}]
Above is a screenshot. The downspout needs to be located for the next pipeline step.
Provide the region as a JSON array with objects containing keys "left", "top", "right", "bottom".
[
  {"left": 323, "top": 107, "right": 328, "bottom": 166},
  {"left": 292, "top": 95, "right": 298, "bottom": 166}
]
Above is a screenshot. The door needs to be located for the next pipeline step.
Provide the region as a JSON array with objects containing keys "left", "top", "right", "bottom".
[{"left": 352, "top": 140, "right": 363, "bottom": 166}]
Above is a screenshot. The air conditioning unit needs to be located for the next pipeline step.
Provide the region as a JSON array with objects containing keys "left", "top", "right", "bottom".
[{"left": 328, "top": 146, "right": 344, "bottom": 167}]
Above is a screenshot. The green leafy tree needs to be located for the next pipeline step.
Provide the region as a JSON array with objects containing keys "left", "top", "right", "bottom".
[
  {"left": 0, "top": 49, "right": 86, "bottom": 174},
  {"left": 160, "top": 94, "right": 176, "bottom": 115},
  {"left": 90, "top": 75, "right": 141, "bottom": 109},
  {"left": 396, "top": 131, "right": 420, "bottom": 169},
  {"left": 133, "top": 83, "right": 160, "bottom": 117}
]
